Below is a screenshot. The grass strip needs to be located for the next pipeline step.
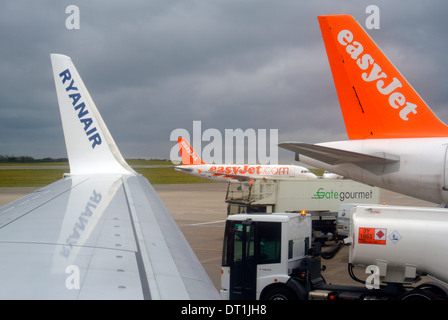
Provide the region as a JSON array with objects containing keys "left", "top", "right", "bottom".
[{"left": 0, "top": 167, "right": 213, "bottom": 187}]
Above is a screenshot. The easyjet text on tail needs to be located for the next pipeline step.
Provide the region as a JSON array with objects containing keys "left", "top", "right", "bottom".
[{"left": 318, "top": 15, "right": 448, "bottom": 139}]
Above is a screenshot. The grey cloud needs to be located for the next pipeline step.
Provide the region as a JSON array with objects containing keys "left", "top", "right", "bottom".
[{"left": 0, "top": 1, "right": 447, "bottom": 162}]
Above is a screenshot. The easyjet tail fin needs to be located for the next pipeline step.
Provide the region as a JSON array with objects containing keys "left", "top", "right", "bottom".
[
  {"left": 318, "top": 15, "right": 448, "bottom": 139},
  {"left": 177, "top": 138, "right": 205, "bottom": 165},
  {"left": 51, "top": 54, "right": 134, "bottom": 175}
]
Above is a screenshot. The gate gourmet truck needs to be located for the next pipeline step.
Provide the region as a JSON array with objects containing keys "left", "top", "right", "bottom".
[
  {"left": 226, "top": 179, "right": 379, "bottom": 214},
  {"left": 221, "top": 206, "right": 448, "bottom": 300},
  {"left": 225, "top": 179, "right": 379, "bottom": 241}
]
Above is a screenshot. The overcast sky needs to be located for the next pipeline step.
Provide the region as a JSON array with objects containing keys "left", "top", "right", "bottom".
[{"left": 1, "top": 0, "right": 448, "bottom": 164}]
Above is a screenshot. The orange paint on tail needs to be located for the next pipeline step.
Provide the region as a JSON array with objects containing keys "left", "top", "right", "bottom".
[
  {"left": 177, "top": 137, "right": 205, "bottom": 165},
  {"left": 318, "top": 15, "right": 448, "bottom": 139}
]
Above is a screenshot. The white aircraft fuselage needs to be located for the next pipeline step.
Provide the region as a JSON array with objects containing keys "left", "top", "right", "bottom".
[{"left": 174, "top": 164, "right": 317, "bottom": 182}]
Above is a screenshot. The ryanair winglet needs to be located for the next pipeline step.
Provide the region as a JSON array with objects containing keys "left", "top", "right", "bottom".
[
  {"left": 318, "top": 15, "right": 448, "bottom": 139},
  {"left": 51, "top": 54, "right": 134, "bottom": 175},
  {"left": 177, "top": 137, "right": 205, "bottom": 165}
]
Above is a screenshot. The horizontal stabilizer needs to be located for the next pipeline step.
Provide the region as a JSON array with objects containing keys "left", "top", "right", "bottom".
[
  {"left": 174, "top": 167, "right": 194, "bottom": 173},
  {"left": 279, "top": 142, "right": 399, "bottom": 166}
]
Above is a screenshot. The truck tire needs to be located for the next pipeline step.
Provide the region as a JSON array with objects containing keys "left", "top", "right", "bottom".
[
  {"left": 401, "top": 288, "right": 440, "bottom": 301},
  {"left": 262, "top": 286, "right": 298, "bottom": 300},
  {"left": 413, "top": 283, "right": 448, "bottom": 300}
]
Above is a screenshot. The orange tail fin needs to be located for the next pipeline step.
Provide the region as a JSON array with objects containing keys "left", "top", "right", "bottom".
[
  {"left": 177, "top": 137, "right": 205, "bottom": 165},
  {"left": 318, "top": 15, "right": 448, "bottom": 139}
]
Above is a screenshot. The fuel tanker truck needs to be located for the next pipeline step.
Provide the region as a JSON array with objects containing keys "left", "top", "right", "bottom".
[{"left": 220, "top": 205, "right": 448, "bottom": 300}]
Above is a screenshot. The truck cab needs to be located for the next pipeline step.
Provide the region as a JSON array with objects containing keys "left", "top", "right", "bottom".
[{"left": 221, "top": 213, "right": 316, "bottom": 300}]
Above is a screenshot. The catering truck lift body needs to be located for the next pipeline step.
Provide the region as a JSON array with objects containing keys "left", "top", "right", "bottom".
[
  {"left": 225, "top": 179, "right": 379, "bottom": 241},
  {"left": 225, "top": 179, "right": 379, "bottom": 214}
]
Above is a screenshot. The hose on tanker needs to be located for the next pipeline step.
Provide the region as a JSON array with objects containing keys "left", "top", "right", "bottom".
[
  {"left": 348, "top": 263, "right": 366, "bottom": 284},
  {"left": 320, "top": 242, "right": 345, "bottom": 260}
]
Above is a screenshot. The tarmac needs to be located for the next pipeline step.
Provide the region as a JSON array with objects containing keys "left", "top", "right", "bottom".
[{"left": 0, "top": 182, "right": 439, "bottom": 293}]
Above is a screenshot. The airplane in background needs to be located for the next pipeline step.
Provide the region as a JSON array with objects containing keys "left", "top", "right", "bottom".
[
  {"left": 174, "top": 137, "right": 317, "bottom": 182},
  {"left": 323, "top": 171, "right": 343, "bottom": 179},
  {"left": 280, "top": 14, "right": 448, "bottom": 207},
  {"left": 0, "top": 54, "right": 219, "bottom": 299}
]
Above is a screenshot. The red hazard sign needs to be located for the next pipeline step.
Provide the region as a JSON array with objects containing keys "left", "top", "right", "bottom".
[{"left": 358, "top": 227, "right": 387, "bottom": 245}]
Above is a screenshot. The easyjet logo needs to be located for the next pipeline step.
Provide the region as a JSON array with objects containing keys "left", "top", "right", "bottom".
[
  {"left": 337, "top": 29, "right": 417, "bottom": 121},
  {"left": 181, "top": 140, "right": 200, "bottom": 163},
  {"left": 209, "top": 165, "right": 290, "bottom": 176}
]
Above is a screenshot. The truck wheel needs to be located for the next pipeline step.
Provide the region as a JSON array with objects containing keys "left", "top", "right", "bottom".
[
  {"left": 401, "top": 288, "right": 440, "bottom": 301},
  {"left": 262, "top": 286, "right": 297, "bottom": 300}
]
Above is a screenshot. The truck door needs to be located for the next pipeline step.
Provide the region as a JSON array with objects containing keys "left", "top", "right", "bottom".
[
  {"left": 225, "top": 220, "right": 257, "bottom": 300},
  {"left": 222, "top": 219, "right": 283, "bottom": 299}
]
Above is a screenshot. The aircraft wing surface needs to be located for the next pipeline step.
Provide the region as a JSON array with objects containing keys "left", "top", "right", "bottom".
[
  {"left": 279, "top": 142, "right": 399, "bottom": 165},
  {"left": 212, "top": 174, "right": 251, "bottom": 182},
  {"left": 0, "top": 54, "right": 219, "bottom": 299},
  {"left": 0, "top": 174, "right": 218, "bottom": 299}
]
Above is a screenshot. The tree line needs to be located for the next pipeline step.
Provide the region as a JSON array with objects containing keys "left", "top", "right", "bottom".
[{"left": 0, "top": 155, "right": 68, "bottom": 163}]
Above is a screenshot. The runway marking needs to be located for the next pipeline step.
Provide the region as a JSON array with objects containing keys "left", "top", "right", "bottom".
[
  {"left": 192, "top": 248, "right": 222, "bottom": 252},
  {"left": 182, "top": 220, "right": 226, "bottom": 226}
]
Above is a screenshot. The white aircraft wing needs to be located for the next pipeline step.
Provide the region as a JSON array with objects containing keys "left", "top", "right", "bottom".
[
  {"left": 279, "top": 142, "right": 400, "bottom": 165},
  {"left": 212, "top": 174, "right": 251, "bottom": 182},
  {"left": 0, "top": 54, "right": 219, "bottom": 300}
]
